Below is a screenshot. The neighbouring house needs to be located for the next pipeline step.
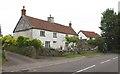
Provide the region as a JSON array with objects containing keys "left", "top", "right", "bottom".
[
  {"left": 78, "top": 30, "right": 99, "bottom": 40},
  {"left": 13, "top": 6, "right": 77, "bottom": 50}
]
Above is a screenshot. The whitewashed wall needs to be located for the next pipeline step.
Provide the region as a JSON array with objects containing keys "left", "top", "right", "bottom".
[
  {"left": 13, "top": 28, "right": 75, "bottom": 50},
  {"left": 78, "top": 32, "right": 88, "bottom": 40},
  {"left": 32, "top": 29, "right": 74, "bottom": 50},
  {"left": 13, "top": 29, "right": 32, "bottom": 38}
]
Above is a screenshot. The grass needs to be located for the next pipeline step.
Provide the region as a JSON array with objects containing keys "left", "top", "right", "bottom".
[{"left": 50, "top": 51, "right": 103, "bottom": 58}]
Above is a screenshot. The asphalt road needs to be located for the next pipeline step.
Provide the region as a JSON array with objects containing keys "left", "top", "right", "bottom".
[{"left": 27, "top": 54, "right": 118, "bottom": 72}]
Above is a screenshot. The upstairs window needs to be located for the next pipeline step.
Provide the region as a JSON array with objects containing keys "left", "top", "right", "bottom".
[
  {"left": 53, "top": 32, "right": 57, "bottom": 38},
  {"left": 40, "top": 31, "right": 45, "bottom": 37},
  {"left": 66, "top": 34, "right": 68, "bottom": 37}
]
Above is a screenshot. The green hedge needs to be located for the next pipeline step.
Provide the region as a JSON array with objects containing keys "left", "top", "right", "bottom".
[{"left": 2, "top": 35, "right": 43, "bottom": 57}]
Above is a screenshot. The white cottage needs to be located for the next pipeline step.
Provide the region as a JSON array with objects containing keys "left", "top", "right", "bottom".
[
  {"left": 13, "top": 6, "right": 77, "bottom": 50},
  {"left": 78, "top": 30, "right": 99, "bottom": 40}
]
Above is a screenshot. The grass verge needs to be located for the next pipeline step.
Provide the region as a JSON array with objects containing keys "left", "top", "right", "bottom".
[{"left": 50, "top": 51, "right": 103, "bottom": 58}]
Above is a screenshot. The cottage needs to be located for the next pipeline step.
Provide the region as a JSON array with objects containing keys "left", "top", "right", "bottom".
[
  {"left": 78, "top": 30, "right": 99, "bottom": 40},
  {"left": 13, "top": 6, "right": 77, "bottom": 50}
]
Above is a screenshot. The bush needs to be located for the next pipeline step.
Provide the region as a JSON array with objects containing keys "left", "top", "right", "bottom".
[
  {"left": 30, "top": 39, "right": 42, "bottom": 49},
  {"left": 87, "top": 39, "right": 96, "bottom": 48},
  {"left": 16, "top": 36, "right": 30, "bottom": 47},
  {"left": 2, "top": 35, "right": 14, "bottom": 49},
  {"left": 2, "top": 35, "right": 43, "bottom": 58},
  {"left": 87, "top": 37, "right": 105, "bottom": 52}
]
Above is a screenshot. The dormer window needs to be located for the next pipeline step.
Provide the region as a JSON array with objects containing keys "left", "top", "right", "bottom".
[{"left": 53, "top": 32, "right": 57, "bottom": 38}]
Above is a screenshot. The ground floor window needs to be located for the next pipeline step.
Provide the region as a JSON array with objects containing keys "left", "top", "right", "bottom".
[
  {"left": 53, "top": 41, "right": 57, "bottom": 43},
  {"left": 45, "top": 41, "right": 50, "bottom": 48}
]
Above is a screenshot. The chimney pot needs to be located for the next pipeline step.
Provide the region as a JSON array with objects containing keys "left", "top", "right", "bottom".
[
  {"left": 69, "top": 21, "right": 72, "bottom": 28},
  {"left": 21, "top": 6, "right": 26, "bottom": 16}
]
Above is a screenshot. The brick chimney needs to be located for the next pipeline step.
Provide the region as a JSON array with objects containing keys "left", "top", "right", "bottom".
[
  {"left": 47, "top": 14, "right": 54, "bottom": 23},
  {"left": 21, "top": 6, "right": 26, "bottom": 16},
  {"left": 69, "top": 21, "right": 72, "bottom": 28}
]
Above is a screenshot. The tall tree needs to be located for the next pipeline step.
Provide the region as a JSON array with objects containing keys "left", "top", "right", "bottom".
[
  {"left": 117, "top": 12, "right": 120, "bottom": 52},
  {"left": 99, "top": 9, "right": 118, "bottom": 51}
]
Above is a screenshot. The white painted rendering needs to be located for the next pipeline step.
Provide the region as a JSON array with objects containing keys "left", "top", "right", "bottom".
[
  {"left": 13, "top": 29, "right": 32, "bottom": 38},
  {"left": 78, "top": 32, "right": 88, "bottom": 40},
  {"left": 32, "top": 29, "right": 74, "bottom": 50},
  {"left": 13, "top": 28, "right": 75, "bottom": 50}
]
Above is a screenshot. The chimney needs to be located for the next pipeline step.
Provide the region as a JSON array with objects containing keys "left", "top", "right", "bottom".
[
  {"left": 21, "top": 6, "right": 26, "bottom": 16},
  {"left": 47, "top": 14, "right": 54, "bottom": 23},
  {"left": 69, "top": 21, "right": 72, "bottom": 28}
]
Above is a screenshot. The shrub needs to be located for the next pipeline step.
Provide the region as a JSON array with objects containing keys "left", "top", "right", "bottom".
[
  {"left": 30, "top": 39, "right": 42, "bottom": 49},
  {"left": 2, "top": 35, "right": 43, "bottom": 58},
  {"left": 2, "top": 35, "right": 14, "bottom": 49},
  {"left": 87, "top": 37, "right": 105, "bottom": 52},
  {"left": 16, "top": 36, "right": 30, "bottom": 47},
  {"left": 87, "top": 39, "right": 96, "bottom": 48}
]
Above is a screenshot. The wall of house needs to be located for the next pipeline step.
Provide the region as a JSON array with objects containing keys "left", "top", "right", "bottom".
[
  {"left": 78, "top": 32, "right": 88, "bottom": 40},
  {"left": 32, "top": 29, "right": 74, "bottom": 50},
  {"left": 13, "top": 29, "right": 32, "bottom": 38}
]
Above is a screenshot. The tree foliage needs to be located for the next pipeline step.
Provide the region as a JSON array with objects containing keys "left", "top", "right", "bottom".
[
  {"left": 2, "top": 35, "right": 42, "bottom": 50},
  {"left": 65, "top": 36, "right": 79, "bottom": 43},
  {"left": 99, "top": 8, "right": 119, "bottom": 52},
  {"left": 2, "top": 35, "right": 14, "bottom": 49}
]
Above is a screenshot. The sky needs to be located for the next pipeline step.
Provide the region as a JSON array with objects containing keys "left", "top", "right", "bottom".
[{"left": 0, "top": 0, "right": 119, "bottom": 36}]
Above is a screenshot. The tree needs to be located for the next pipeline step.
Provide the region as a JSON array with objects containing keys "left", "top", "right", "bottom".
[
  {"left": 99, "top": 8, "right": 118, "bottom": 52},
  {"left": 117, "top": 12, "right": 120, "bottom": 52},
  {"left": 65, "top": 36, "right": 79, "bottom": 49},
  {"left": 2, "top": 35, "right": 14, "bottom": 49}
]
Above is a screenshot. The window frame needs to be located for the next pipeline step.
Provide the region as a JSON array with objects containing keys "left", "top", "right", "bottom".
[
  {"left": 53, "top": 41, "right": 57, "bottom": 43},
  {"left": 40, "top": 31, "right": 45, "bottom": 37},
  {"left": 53, "top": 32, "right": 57, "bottom": 38}
]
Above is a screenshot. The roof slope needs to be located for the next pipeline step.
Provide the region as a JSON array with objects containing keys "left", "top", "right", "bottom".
[
  {"left": 25, "top": 16, "right": 77, "bottom": 35},
  {"left": 79, "top": 30, "right": 99, "bottom": 38}
]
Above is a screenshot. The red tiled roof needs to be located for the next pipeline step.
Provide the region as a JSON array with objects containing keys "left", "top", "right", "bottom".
[
  {"left": 80, "top": 30, "right": 99, "bottom": 38},
  {"left": 25, "top": 15, "right": 77, "bottom": 35}
]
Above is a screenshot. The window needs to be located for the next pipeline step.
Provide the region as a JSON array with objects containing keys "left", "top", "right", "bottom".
[
  {"left": 80, "top": 37, "right": 82, "bottom": 39},
  {"left": 66, "top": 34, "right": 68, "bottom": 37},
  {"left": 53, "top": 32, "right": 57, "bottom": 38},
  {"left": 45, "top": 41, "right": 50, "bottom": 48},
  {"left": 53, "top": 41, "right": 57, "bottom": 43},
  {"left": 40, "top": 31, "right": 45, "bottom": 37}
]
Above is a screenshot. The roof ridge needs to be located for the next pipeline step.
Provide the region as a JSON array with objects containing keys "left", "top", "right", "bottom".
[{"left": 80, "top": 30, "right": 95, "bottom": 33}]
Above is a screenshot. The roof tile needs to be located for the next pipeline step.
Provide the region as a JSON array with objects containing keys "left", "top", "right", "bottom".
[{"left": 26, "top": 15, "right": 77, "bottom": 35}]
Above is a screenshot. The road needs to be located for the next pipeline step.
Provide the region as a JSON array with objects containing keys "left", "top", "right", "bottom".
[
  {"left": 2, "top": 52, "right": 118, "bottom": 73},
  {"left": 27, "top": 54, "right": 118, "bottom": 73}
]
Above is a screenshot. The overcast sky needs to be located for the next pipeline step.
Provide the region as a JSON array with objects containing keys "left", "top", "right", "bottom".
[{"left": 0, "top": 0, "right": 119, "bottom": 36}]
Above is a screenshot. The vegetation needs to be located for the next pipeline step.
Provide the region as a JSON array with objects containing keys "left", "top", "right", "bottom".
[
  {"left": 99, "top": 8, "right": 119, "bottom": 53},
  {"left": 65, "top": 36, "right": 79, "bottom": 44},
  {"left": 87, "top": 37, "right": 105, "bottom": 52},
  {"left": 65, "top": 36, "right": 79, "bottom": 49},
  {"left": 50, "top": 51, "right": 102, "bottom": 58},
  {"left": 2, "top": 35, "right": 43, "bottom": 58}
]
